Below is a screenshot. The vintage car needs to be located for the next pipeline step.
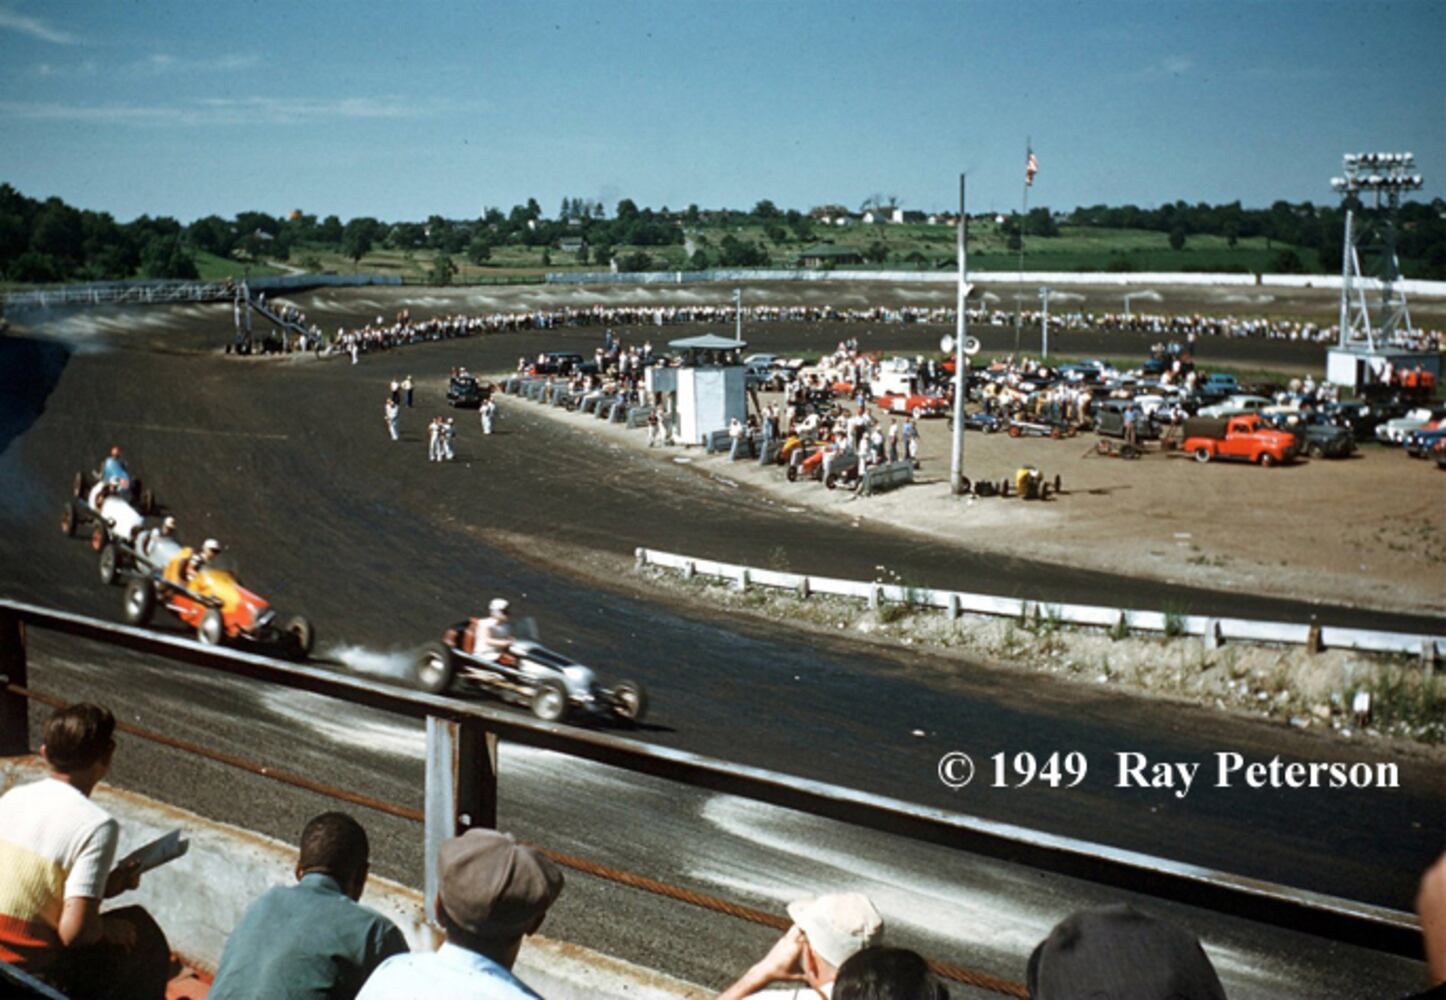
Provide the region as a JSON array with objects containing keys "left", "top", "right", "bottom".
[
  {"left": 414, "top": 618, "right": 646, "bottom": 725},
  {"left": 875, "top": 392, "right": 950, "bottom": 419},
  {"left": 1263, "top": 411, "right": 1355, "bottom": 459},
  {"left": 1196, "top": 395, "right": 1273, "bottom": 419},
  {"left": 121, "top": 548, "right": 313, "bottom": 658},
  {"left": 446, "top": 373, "right": 491, "bottom": 408},
  {"left": 61, "top": 478, "right": 148, "bottom": 553},
  {"left": 1182, "top": 414, "right": 1298, "bottom": 466},
  {"left": 1403, "top": 421, "right": 1446, "bottom": 459},
  {"left": 1375, "top": 406, "right": 1446, "bottom": 444}
]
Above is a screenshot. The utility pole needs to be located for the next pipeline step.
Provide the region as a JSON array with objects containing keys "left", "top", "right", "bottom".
[
  {"left": 733, "top": 287, "right": 742, "bottom": 343},
  {"left": 1039, "top": 286, "right": 1050, "bottom": 360},
  {"left": 950, "top": 174, "right": 970, "bottom": 496}
]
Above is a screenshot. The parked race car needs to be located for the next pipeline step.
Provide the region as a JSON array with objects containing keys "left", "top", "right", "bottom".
[
  {"left": 120, "top": 544, "right": 314, "bottom": 658},
  {"left": 413, "top": 618, "right": 646, "bottom": 725},
  {"left": 446, "top": 373, "right": 491, "bottom": 409},
  {"left": 875, "top": 392, "right": 950, "bottom": 419}
]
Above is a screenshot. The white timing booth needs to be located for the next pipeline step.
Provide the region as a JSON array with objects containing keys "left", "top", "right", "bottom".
[
  {"left": 1325, "top": 345, "right": 1443, "bottom": 390},
  {"left": 645, "top": 334, "right": 747, "bottom": 445}
]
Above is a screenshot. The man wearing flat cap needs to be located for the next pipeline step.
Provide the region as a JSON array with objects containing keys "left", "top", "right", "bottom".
[{"left": 357, "top": 829, "right": 563, "bottom": 1000}]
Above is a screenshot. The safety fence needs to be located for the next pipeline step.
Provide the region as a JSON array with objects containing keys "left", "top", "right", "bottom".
[
  {"left": 1, "top": 274, "right": 401, "bottom": 311},
  {"left": 0, "top": 597, "right": 1424, "bottom": 993},
  {"left": 634, "top": 548, "right": 1444, "bottom": 662}
]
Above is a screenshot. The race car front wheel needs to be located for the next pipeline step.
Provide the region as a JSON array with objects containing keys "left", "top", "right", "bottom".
[
  {"left": 284, "top": 615, "right": 314, "bottom": 658},
  {"left": 611, "top": 680, "right": 648, "bottom": 723},
  {"left": 98, "top": 544, "right": 117, "bottom": 586}
]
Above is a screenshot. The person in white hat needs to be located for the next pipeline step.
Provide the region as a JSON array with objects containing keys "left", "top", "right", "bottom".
[
  {"left": 468, "top": 598, "right": 514, "bottom": 660},
  {"left": 717, "top": 892, "right": 883, "bottom": 999}
]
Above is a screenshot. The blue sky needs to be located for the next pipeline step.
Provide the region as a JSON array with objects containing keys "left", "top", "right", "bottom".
[{"left": 1, "top": 0, "right": 1442, "bottom": 223}]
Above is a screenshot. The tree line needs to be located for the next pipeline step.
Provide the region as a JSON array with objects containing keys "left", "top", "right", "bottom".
[{"left": 2, "top": 182, "right": 1443, "bottom": 283}]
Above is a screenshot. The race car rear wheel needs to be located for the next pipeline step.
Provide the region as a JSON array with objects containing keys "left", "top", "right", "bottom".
[
  {"left": 531, "top": 679, "right": 569, "bottom": 723},
  {"left": 999, "top": 479, "right": 1011, "bottom": 497},
  {"left": 611, "top": 680, "right": 648, "bottom": 723},
  {"left": 1120, "top": 443, "right": 1138, "bottom": 460},
  {"left": 1041, "top": 483, "right": 1053, "bottom": 500},
  {"left": 61, "top": 502, "right": 76, "bottom": 537},
  {"left": 824, "top": 472, "right": 838, "bottom": 490},
  {"left": 413, "top": 642, "right": 454, "bottom": 694},
  {"left": 284, "top": 615, "right": 314, "bottom": 658},
  {"left": 90, "top": 526, "right": 107, "bottom": 552},
  {"left": 122, "top": 580, "right": 155, "bottom": 626},
  {"left": 1008, "top": 425, "right": 1022, "bottom": 438},
  {"left": 1050, "top": 426, "right": 1063, "bottom": 439},
  {"left": 98, "top": 544, "right": 118, "bottom": 586},
  {"left": 786, "top": 465, "right": 798, "bottom": 482},
  {"left": 197, "top": 610, "right": 224, "bottom": 646}
]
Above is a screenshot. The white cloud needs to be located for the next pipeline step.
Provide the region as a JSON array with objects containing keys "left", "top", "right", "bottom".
[
  {"left": 31, "top": 58, "right": 97, "bottom": 78},
  {"left": 0, "top": 95, "right": 455, "bottom": 126},
  {"left": 1160, "top": 55, "right": 1193, "bottom": 76},
  {"left": 129, "top": 52, "right": 261, "bottom": 75},
  {"left": 0, "top": 5, "right": 80, "bottom": 44}
]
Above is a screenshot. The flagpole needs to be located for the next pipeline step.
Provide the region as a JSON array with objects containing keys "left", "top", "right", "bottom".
[{"left": 1014, "top": 136, "right": 1030, "bottom": 358}]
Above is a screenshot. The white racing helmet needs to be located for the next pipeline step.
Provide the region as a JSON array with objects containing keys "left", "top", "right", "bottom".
[{"left": 202, "top": 538, "right": 222, "bottom": 556}]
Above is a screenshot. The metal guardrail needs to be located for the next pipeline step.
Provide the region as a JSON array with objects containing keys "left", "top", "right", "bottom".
[
  {"left": 0, "top": 274, "right": 403, "bottom": 311},
  {"left": 635, "top": 548, "right": 1445, "bottom": 660},
  {"left": 0, "top": 598, "right": 1423, "bottom": 961}
]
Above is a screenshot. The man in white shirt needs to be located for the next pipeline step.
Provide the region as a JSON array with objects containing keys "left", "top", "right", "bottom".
[
  {"left": 0, "top": 703, "right": 171, "bottom": 998},
  {"left": 716, "top": 893, "right": 883, "bottom": 999}
]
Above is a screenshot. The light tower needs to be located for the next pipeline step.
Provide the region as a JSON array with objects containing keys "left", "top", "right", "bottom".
[{"left": 1330, "top": 152, "right": 1423, "bottom": 351}]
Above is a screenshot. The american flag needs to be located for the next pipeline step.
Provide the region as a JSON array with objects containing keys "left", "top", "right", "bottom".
[{"left": 1025, "top": 151, "right": 1039, "bottom": 187}]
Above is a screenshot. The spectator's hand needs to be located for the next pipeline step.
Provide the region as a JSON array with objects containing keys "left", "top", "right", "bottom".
[
  {"left": 104, "top": 859, "right": 142, "bottom": 899},
  {"left": 751, "top": 924, "right": 808, "bottom": 983},
  {"left": 102, "top": 915, "right": 137, "bottom": 950}
]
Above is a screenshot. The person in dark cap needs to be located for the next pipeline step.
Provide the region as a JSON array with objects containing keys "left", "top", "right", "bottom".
[
  {"left": 1026, "top": 905, "right": 1226, "bottom": 1000},
  {"left": 356, "top": 829, "right": 563, "bottom": 1000}
]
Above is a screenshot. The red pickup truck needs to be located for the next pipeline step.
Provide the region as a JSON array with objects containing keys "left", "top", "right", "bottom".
[{"left": 1182, "top": 414, "right": 1298, "bottom": 466}]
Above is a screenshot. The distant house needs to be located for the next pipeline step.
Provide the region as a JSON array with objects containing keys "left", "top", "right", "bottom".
[
  {"left": 798, "top": 243, "right": 864, "bottom": 267},
  {"left": 862, "top": 209, "right": 887, "bottom": 224},
  {"left": 891, "top": 209, "right": 926, "bottom": 224},
  {"left": 810, "top": 204, "right": 851, "bottom": 225},
  {"left": 558, "top": 236, "right": 586, "bottom": 253}
]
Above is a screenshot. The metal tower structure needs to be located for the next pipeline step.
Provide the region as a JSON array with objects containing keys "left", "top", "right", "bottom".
[{"left": 1330, "top": 152, "right": 1423, "bottom": 350}]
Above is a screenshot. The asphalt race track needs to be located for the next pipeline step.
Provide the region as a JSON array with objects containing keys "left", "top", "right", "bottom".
[{"left": 1, "top": 300, "right": 1442, "bottom": 994}]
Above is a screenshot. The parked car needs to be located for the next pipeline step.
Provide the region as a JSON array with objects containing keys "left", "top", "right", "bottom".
[
  {"left": 1263, "top": 412, "right": 1355, "bottom": 459},
  {"left": 876, "top": 392, "right": 950, "bottom": 418},
  {"left": 1092, "top": 399, "right": 1160, "bottom": 440},
  {"left": 1182, "top": 413, "right": 1299, "bottom": 466},
  {"left": 527, "top": 352, "right": 587, "bottom": 376},
  {"left": 1403, "top": 422, "right": 1446, "bottom": 458},
  {"left": 1376, "top": 407, "right": 1446, "bottom": 444},
  {"left": 1320, "top": 400, "right": 1393, "bottom": 440},
  {"left": 1197, "top": 395, "right": 1273, "bottom": 419},
  {"left": 1199, "top": 373, "right": 1240, "bottom": 395},
  {"left": 446, "top": 373, "right": 490, "bottom": 408}
]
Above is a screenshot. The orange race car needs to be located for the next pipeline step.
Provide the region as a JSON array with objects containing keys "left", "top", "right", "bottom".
[{"left": 120, "top": 544, "right": 314, "bottom": 658}]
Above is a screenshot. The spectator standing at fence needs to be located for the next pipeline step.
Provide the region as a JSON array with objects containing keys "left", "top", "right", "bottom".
[
  {"left": 357, "top": 829, "right": 563, "bottom": 1000},
  {"left": 716, "top": 892, "right": 883, "bottom": 1000},
  {"left": 0, "top": 703, "right": 171, "bottom": 999},
  {"left": 480, "top": 397, "right": 497, "bottom": 435},
  {"left": 209, "top": 812, "right": 408, "bottom": 1000},
  {"left": 403, "top": 375, "right": 414, "bottom": 408},
  {"left": 384, "top": 398, "right": 399, "bottom": 442}
]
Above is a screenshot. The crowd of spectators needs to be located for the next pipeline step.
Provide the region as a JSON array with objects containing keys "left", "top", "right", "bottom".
[
  {"left": 2, "top": 700, "right": 1444, "bottom": 998},
  {"left": 299, "top": 301, "right": 1445, "bottom": 363}
]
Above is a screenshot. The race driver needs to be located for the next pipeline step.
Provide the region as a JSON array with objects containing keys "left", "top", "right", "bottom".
[{"left": 473, "top": 598, "right": 514, "bottom": 660}]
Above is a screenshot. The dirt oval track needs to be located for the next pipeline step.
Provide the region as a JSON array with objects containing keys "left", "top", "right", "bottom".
[{"left": 0, "top": 290, "right": 1442, "bottom": 935}]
